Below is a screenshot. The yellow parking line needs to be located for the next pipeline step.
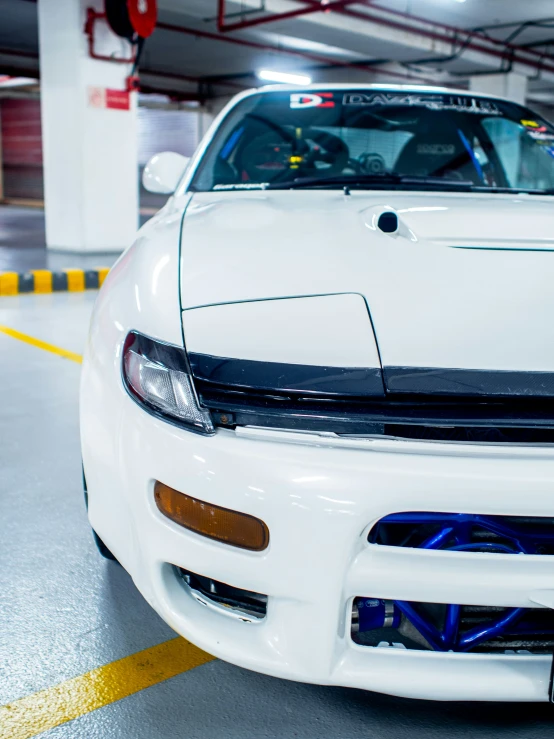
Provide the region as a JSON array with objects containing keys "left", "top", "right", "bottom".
[
  {"left": 0, "top": 637, "right": 214, "bottom": 739},
  {"left": 0, "top": 325, "right": 83, "bottom": 364}
]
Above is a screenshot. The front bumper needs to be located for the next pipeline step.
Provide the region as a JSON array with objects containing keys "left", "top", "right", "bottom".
[{"left": 85, "top": 401, "right": 554, "bottom": 701}]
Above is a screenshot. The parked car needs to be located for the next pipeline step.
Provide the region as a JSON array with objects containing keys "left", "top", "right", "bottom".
[{"left": 81, "top": 84, "right": 554, "bottom": 702}]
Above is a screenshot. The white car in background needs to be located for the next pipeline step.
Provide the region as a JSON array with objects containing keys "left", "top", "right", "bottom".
[{"left": 81, "top": 84, "right": 554, "bottom": 702}]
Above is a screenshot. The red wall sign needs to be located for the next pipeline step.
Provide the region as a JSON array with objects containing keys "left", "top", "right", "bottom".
[
  {"left": 88, "top": 87, "right": 131, "bottom": 111},
  {"left": 106, "top": 88, "right": 131, "bottom": 110},
  {"left": 128, "top": 0, "right": 157, "bottom": 38}
]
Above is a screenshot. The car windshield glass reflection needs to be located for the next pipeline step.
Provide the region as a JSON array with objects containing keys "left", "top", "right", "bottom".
[{"left": 190, "top": 90, "right": 554, "bottom": 194}]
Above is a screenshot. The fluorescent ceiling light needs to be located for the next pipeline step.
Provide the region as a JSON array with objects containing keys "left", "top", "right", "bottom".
[{"left": 257, "top": 70, "right": 312, "bottom": 85}]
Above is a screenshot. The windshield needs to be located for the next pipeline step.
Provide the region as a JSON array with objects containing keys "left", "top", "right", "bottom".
[{"left": 190, "top": 89, "right": 554, "bottom": 194}]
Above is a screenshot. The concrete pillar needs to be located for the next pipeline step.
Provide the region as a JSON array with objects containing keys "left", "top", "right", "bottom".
[
  {"left": 38, "top": 0, "right": 138, "bottom": 253},
  {"left": 469, "top": 72, "right": 528, "bottom": 106}
]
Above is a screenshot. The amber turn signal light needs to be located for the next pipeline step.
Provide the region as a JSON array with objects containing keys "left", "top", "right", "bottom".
[{"left": 154, "top": 481, "right": 270, "bottom": 552}]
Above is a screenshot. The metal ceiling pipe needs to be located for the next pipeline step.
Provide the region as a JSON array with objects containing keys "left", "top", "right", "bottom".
[
  {"left": 0, "top": 48, "right": 39, "bottom": 60},
  {"left": 139, "top": 66, "right": 243, "bottom": 90},
  {"left": 328, "top": 0, "right": 554, "bottom": 64},
  {"left": 217, "top": 0, "right": 362, "bottom": 33},
  {"left": 0, "top": 47, "right": 238, "bottom": 100},
  {"left": 137, "top": 83, "right": 205, "bottom": 101},
  {"left": 214, "top": 0, "right": 554, "bottom": 78},
  {"left": 155, "top": 20, "right": 449, "bottom": 86},
  {"left": 276, "top": 0, "right": 554, "bottom": 79},
  {"left": 299, "top": 1, "right": 554, "bottom": 75},
  {"left": 0, "top": 64, "right": 39, "bottom": 81},
  {"left": 218, "top": 0, "right": 513, "bottom": 60},
  {"left": 0, "top": 48, "right": 39, "bottom": 78},
  {"left": 365, "top": 4, "right": 554, "bottom": 66}
]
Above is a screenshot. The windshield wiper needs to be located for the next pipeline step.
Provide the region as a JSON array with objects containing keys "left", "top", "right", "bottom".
[
  {"left": 267, "top": 173, "right": 475, "bottom": 190},
  {"left": 527, "top": 188, "right": 554, "bottom": 196}
]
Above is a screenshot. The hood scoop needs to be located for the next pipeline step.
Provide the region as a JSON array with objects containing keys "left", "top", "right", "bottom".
[{"left": 377, "top": 211, "right": 398, "bottom": 234}]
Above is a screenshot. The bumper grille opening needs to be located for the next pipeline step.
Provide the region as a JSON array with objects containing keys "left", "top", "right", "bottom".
[
  {"left": 368, "top": 512, "right": 554, "bottom": 555},
  {"left": 352, "top": 599, "right": 554, "bottom": 654},
  {"left": 176, "top": 567, "right": 267, "bottom": 620}
]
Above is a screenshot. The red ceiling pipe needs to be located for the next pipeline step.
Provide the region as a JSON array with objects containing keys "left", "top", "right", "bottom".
[
  {"left": 217, "top": 0, "right": 362, "bottom": 33},
  {"left": 84, "top": 8, "right": 136, "bottom": 64},
  {"left": 156, "top": 19, "right": 378, "bottom": 70},
  {"left": 299, "top": 0, "right": 554, "bottom": 65},
  {"left": 299, "top": 0, "right": 497, "bottom": 44},
  {"left": 349, "top": 8, "right": 554, "bottom": 74},
  {"left": 294, "top": 1, "right": 554, "bottom": 74},
  {"left": 155, "top": 20, "right": 448, "bottom": 85},
  {"left": 217, "top": 0, "right": 226, "bottom": 34},
  {"left": 350, "top": 1, "right": 554, "bottom": 65},
  {"left": 334, "top": 6, "right": 530, "bottom": 64},
  {"left": 215, "top": 0, "right": 554, "bottom": 77}
]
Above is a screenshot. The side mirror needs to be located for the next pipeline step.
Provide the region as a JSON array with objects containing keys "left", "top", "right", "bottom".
[{"left": 142, "top": 152, "right": 190, "bottom": 194}]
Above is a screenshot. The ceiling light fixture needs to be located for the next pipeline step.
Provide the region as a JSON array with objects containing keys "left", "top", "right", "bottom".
[{"left": 257, "top": 70, "right": 312, "bottom": 85}]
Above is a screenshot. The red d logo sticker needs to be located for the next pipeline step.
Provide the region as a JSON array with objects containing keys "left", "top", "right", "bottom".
[{"left": 290, "top": 93, "right": 335, "bottom": 109}]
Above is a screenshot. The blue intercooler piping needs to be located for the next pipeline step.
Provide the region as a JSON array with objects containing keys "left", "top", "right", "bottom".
[{"left": 357, "top": 512, "right": 554, "bottom": 651}]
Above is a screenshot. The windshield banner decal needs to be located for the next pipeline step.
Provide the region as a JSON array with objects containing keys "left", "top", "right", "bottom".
[{"left": 342, "top": 92, "right": 501, "bottom": 115}]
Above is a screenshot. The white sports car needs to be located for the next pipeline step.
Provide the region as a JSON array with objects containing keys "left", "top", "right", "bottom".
[{"left": 81, "top": 84, "right": 554, "bottom": 702}]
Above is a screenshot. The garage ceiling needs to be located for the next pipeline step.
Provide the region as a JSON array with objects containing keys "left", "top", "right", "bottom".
[{"left": 2, "top": 0, "right": 554, "bottom": 109}]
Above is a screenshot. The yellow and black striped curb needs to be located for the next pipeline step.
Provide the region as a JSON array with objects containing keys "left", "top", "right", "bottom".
[{"left": 0, "top": 267, "right": 110, "bottom": 297}]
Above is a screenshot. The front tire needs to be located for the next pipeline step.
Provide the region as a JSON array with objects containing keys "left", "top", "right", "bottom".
[
  {"left": 91, "top": 527, "right": 118, "bottom": 561},
  {"left": 83, "top": 468, "right": 119, "bottom": 562}
]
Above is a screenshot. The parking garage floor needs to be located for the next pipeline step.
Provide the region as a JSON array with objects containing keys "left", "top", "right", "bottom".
[
  {"left": 0, "top": 206, "right": 150, "bottom": 272},
  {"left": 3, "top": 292, "right": 554, "bottom": 738}
]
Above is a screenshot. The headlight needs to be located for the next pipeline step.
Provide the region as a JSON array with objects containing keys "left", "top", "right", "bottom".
[{"left": 122, "top": 331, "right": 215, "bottom": 435}]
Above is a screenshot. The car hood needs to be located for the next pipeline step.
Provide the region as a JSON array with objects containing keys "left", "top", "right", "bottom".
[{"left": 180, "top": 190, "right": 554, "bottom": 392}]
